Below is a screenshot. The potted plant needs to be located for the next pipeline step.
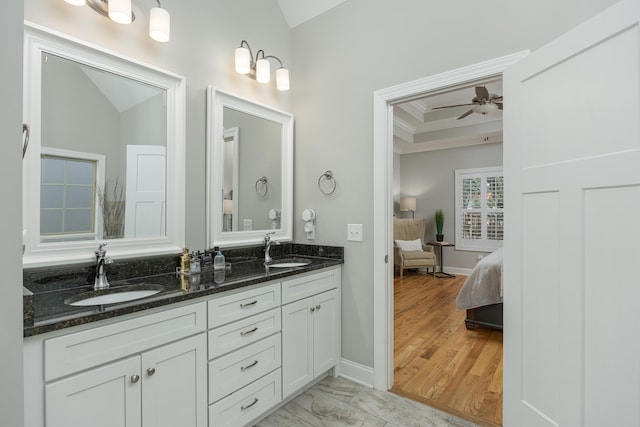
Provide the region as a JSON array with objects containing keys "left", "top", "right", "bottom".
[{"left": 435, "top": 209, "right": 444, "bottom": 242}]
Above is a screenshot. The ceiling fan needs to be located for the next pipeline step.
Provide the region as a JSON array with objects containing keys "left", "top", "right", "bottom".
[{"left": 432, "top": 86, "right": 503, "bottom": 120}]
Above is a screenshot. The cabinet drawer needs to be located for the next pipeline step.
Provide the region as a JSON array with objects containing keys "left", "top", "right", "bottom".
[
  {"left": 209, "top": 333, "right": 281, "bottom": 404},
  {"left": 208, "top": 282, "right": 280, "bottom": 328},
  {"left": 45, "top": 302, "right": 207, "bottom": 381},
  {"left": 208, "top": 308, "right": 281, "bottom": 359},
  {"left": 208, "top": 368, "right": 281, "bottom": 427},
  {"left": 281, "top": 268, "right": 338, "bottom": 305}
]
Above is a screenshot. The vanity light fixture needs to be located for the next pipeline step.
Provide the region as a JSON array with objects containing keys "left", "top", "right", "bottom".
[
  {"left": 63, "top": 0, "right": 171, "bottom": 42},
  {"left": 235, "top": 40, "right": 290, "bottom": 91}
]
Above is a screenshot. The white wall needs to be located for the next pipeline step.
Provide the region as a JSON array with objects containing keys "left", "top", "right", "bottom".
[
  {"left": 25, "top": 0, "right": 292, "bottom": 250},
  {"left": 290, "top": 0, "right": 619, "bottom": 369},
  {"left": 399, "top": 143, "right": 503, "bottom": 271},
  {"left": 0, "top": 2, "right": 24, "bottom": 425}
]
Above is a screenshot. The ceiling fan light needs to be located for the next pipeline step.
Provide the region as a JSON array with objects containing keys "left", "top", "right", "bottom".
[
  {"left": 474, "top": 103, "right": 499, "bottom": 115},
  {"left": 109, "top": 0, "right": 132, "bottom": 24},
  {"left": 149, "top": 7, "right": 170, "bottom": 42}
]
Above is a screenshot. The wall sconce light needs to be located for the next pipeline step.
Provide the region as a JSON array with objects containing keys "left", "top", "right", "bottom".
[
  {"left": 63, "top": 0, "right": 171, "bottom": 42},
  {"left": 235, "top": 40, "right": 290, "bottom": 91},
  {"left": 400, "top": 197, "right": 417, "bottom": 219}
]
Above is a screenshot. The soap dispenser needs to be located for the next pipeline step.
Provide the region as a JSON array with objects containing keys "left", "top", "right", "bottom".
[{"left": 213, "top": 247, "right": 225, "bottom": 270}]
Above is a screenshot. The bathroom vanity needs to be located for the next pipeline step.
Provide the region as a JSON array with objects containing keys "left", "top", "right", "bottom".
[{"left": 23, "top": 245, "right": 343, "bottom": 427}]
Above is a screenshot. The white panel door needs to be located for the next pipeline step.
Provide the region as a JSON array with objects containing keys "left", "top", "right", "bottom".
[
  {"left": 124, "top": 145, "right": 166, "bottom": 238},
  {"left": 503, "top": 1, "right": 640, "bottom": 425},
  {"left": 46, "top": 356, "right": 141, "bottom": 427},
  {"left": 313, "top": 289, "right": 339, "bottom": 377},
  {"left": 281, "top": 297, "right": 314, "bottom": 398},
  {"left": 141, "top": 334, "right": 207, "bottom": 427}
]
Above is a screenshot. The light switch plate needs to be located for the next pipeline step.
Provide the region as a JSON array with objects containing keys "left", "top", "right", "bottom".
[{"left": 347, "top": 224, "right": 363, "bottom": 242}]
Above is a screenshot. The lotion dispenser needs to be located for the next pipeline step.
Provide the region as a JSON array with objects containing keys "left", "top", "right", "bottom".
[{"left": 213, "top": 247, "right": 226, "bottom": 270}]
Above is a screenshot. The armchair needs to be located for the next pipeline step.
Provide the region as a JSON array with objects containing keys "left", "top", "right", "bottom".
[{"left": 393, "top": 218, "right": 436, "bottom": 279}]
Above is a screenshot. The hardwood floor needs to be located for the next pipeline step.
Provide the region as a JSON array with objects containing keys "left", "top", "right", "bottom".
[{"left": 391, "top": 270, "right": 503, "bottom": 427}]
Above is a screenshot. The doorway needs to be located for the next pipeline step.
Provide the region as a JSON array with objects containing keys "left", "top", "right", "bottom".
[{"left": 371, "top": 51, "right": 529, "bottom": 399}]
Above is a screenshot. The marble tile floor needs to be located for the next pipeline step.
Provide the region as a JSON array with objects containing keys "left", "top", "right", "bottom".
[{"left": 255, "top": 376, "right": 480, "bottom": 427}]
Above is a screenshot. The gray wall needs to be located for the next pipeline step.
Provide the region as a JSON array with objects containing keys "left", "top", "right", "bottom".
[
  {"left": 0, "top": 2, "right": 24, "bottom": 425},
  {"left": 290, "top": 0, "right": 619, "bottom": 368},
  {"left": 25, "top": 0, "right": 292, "bottom": 250},
  {"left": 398, "top": 143, "right": 503, "bottom": 270}
]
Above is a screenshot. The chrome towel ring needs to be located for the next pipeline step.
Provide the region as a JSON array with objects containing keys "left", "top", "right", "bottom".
[
  {"left": 318, "top": 170, "right": 336, "bottom": 195},
  {"left": 255, "top": 176, "right": 269, "bottom": 197}
]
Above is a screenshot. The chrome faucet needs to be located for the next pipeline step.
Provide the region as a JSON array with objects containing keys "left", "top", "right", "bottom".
[
  {"left": 94, "top": 243, "right": 113, "bottom": 290},
  {"left": 264, "top": 232, "right": 279, "bottom": 263}
]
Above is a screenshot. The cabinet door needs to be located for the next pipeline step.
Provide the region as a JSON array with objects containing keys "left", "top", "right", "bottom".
[
  {"left": 46, "top": 356, "right": 141, "bottom": 427},
  {"left": 281, "top": 297, "right": 314, "bottom": 398},
  {"left": 141, "top": 334, "right": 207, "bottom": 427},
  {"left": 313, "top": 289, "right": 339, "bottom": 377}
]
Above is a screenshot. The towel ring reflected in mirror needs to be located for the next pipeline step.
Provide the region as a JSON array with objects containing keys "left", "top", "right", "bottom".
[
  {"left": 255, "top": 176, "right": 269, "bottom": 197},
  {"left": 318, "top": 170, "right": 337, "bottom": 195}
]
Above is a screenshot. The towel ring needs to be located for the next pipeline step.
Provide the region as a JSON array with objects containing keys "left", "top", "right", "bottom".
[
  {"left": 317, "top": 170, "right": 337, "bottom": 195},
  {"left": 255, "top": 176, "right": 269, "bottom": 197}
]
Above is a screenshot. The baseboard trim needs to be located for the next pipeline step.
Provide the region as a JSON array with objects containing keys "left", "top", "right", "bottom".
[
  {"left": 439, "top": 266, "right": 471, "bottom": 276},
  {"left": 339, "top": 358, "right": 374, "bottom": 388}
]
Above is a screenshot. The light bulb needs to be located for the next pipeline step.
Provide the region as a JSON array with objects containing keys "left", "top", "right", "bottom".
[
  {"left": 256, "top": 58, "right": 270, "bottom": 84},
  {"left": 64, "top": 0, "right": 86, "bottom": 6},
  {"left": 149, "top": 7, "right": 170, "bottom": 42},
  {"left": 276, "top": 68, "right": 290, "bottom": 91},
  {"left": 109, "top": 0, "right": 132, "bottom": 24},
  {"left": 235, "top": 47, "right": 251, "bottom": 74}
]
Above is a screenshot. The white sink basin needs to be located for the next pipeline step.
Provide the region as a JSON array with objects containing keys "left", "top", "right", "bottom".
[
  {"left": 266, "top": 258, "right": 311, "bottom": 268},
  {"left": 66, "top": 284, "right": 164, "bottom": 307}
]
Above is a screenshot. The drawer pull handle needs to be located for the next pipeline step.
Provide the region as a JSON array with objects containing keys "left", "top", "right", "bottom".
[
  {"left": 316, "top": 304, "right": 321, "bottom": 310},
  {"left": 240, "top": 300, "right": 258, "bottom": 308},
  {"left": 241, "top": 360, "right": 259, "bottom": 371},
  {"left": 131, "top": 374, "right": 140, "bottom": 384},
  {"left": 147, "top": 368, "right": 156, "bottom": 376},
  {"left": 240, "top": 326, "right": 258, "bottom": 336},
  {"left": 241, "top": 397, "right": 259, "bottom": 411}
]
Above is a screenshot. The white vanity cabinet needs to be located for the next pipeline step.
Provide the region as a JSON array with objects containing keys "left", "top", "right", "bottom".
[
  {"left": 281, "top": 268, "right": 341, "bottom": 399},
  {"left": 206, "top": 282, "right": 282, "bottom": 427},
  {"left": 24, "top": 302, "right": 208, "bottom": 427}
]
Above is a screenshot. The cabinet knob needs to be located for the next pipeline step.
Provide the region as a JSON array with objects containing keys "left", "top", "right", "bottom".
[
  {"left": 310, "top": 307, "right": 315, "bottom": 312},
  {"left": 130, "top": 374, "right": 140, "bottom": 383},
  {"left": 316, "top": 304, "right": 321, "bottom": 310},
  {"left": 147, "top": 367, "right": 156, "bottom": 376}
]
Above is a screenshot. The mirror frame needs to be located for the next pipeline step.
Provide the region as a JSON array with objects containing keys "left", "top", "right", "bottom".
[
  {"left": 23, "top": 22, "right": 186, "bottom": 267},
  {"left": 206, "top": 87, "right": 293, "bottom": 247}
]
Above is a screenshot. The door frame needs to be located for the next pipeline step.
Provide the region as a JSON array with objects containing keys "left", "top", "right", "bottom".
[{"left": 371, "top": 50, "right": 529, "bottom": 390}]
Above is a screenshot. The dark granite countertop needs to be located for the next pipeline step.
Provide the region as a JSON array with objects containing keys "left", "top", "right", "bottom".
[{"left": 23, "top": 244, "right": 343, "bottom": 337}]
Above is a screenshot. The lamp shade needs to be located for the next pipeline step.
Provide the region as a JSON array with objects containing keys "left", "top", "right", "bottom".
[
  {"left": 64, "top": 0, "right": 86, "bottom": 6},
  {"left": 235, "top": 47, "right": 251, "bottom": 74},
  {"left": 149, "top": 7, "right": 170, "bottom": 42},
  {"left": 400, "top": 197, "right": 417, "bottom": 212},
  {"left": 223, "top": 200, "right": 233, "bottom": 215},
  {"left": 276, "top": 67, "right": 290, "bottom": 91},
  {"left": 109, "top": 0, "right": 132, "bottom": 24},
  {"left": 256, "top": 58, "right": 270, "bottom": 83}
]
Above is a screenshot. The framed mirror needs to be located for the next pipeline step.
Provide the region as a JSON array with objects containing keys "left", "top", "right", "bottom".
[
  {"left": 23, "top": 23, "right": 186, "bottom": 266},
  {"left": 206, "top": 87, "right": 293, "bottom": 247}
]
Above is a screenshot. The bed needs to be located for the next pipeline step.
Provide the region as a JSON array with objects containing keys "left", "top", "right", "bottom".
[{"left": 456, "top": 247, "right": 503, "bottom": 331}]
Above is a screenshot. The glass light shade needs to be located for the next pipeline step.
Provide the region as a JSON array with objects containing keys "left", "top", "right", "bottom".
[
  {"left": 276, "top": 68, "right": 290, "bottom": 91},
  {"left": 223, "top": 200, "right": 233, "bottom": 215},
  {"left": 400, "top": 197, "right": 417, "bottom": 212},
  {"left": 109, "top": 0, "right": 132, "bottom": 24},
  {"left": 64, "top": 0, "right": 86, "bottom": 6},
  {"left": 256, "top": 58, "right": 270, "bottom": 84},
  {"left": 149, "top": 7, "right": 170, "bottom": 42},
  {"left": 235, "top": 47, "right": 251, "bottom": 74}
]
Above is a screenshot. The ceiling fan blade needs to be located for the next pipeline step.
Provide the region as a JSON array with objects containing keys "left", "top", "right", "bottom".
[
  {"left": 475, "top": 86, "right": 490, "bottom": 101},
  {"left": 432, "top": 103, "right": 475, "bottom": 110},
  {"left": 457, "top": 109, "right": 475, "bottom": 120}
]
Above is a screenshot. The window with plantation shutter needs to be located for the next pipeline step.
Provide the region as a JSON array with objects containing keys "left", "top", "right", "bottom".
[{"left": 455, "top": 166, "right": 504, "bottom": 252}]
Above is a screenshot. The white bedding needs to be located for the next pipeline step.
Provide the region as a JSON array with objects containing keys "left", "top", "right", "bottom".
[{"left": 456, "top": 247, "right": 503, "bottom": 310}]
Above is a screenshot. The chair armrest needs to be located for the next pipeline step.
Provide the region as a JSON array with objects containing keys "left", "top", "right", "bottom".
[{"left": 421, "top": 244, "right": 434, "bottom": 253}]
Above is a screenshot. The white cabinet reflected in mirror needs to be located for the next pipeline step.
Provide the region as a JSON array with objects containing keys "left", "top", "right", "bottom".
[
  {"left": 207, "top": 87, "right": 293, "bottom": 247},
  {"left": 23, "top": 23, "right": 186, "bottom": 266}
]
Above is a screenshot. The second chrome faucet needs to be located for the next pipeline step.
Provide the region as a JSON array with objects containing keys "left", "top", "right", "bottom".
[
  {"left": 263, "top": 231, "right": 279, "bottom": 263},
  {"left": 94, "top": 243, "right": 113, "bottom": 290}
]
